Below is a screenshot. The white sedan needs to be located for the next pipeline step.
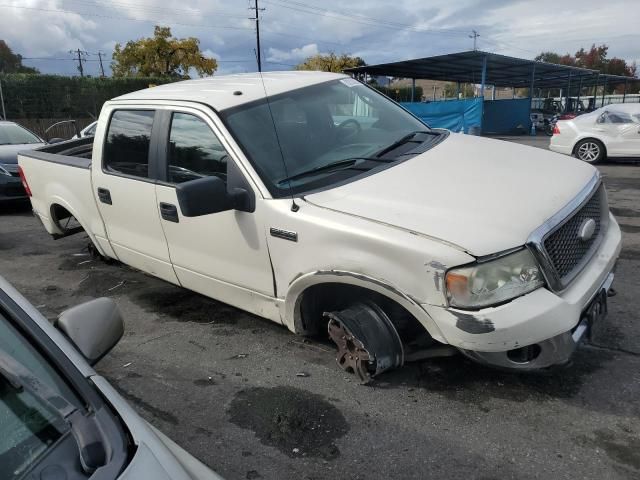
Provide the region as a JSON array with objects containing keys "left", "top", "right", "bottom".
[{"left": 550, "top": 103, "right": 640, "bottom": 163}]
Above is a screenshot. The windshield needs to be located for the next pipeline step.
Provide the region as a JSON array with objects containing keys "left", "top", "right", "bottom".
[
  {"left": 0, "top": 311, "right": 80, "bottom": 479},
  {"left": 221, "top": 79, "right": 429, "bottom": 197},
  {"left": 0, "top": 124, "right": 42, "bottom": 146}
]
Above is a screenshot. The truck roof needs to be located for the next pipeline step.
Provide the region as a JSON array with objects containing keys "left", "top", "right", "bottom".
[{"left": 111, "top": 71, "right": 348, "bottom": 111}]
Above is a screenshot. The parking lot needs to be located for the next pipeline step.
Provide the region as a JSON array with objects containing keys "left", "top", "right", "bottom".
[{"left": 1, "top": 140, "right": 639, "bottom": 480}]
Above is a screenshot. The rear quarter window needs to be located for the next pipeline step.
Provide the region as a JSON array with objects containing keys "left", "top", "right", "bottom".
[{"left": 103, "top": 110, "right": 155, "bottom": 178}]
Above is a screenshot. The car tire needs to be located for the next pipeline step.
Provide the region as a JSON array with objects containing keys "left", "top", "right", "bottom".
[{"left": 574, "top": 139, "right": 605, "bottom": 164}]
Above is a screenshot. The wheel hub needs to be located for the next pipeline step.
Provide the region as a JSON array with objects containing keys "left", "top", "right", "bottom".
[{"left": 327, "top": 318, "right": 374, "bottom": 383}]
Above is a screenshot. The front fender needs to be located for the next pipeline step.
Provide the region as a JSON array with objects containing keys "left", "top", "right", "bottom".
[{"left": 284, "top": 270, "right": 447, "bottom": 343}]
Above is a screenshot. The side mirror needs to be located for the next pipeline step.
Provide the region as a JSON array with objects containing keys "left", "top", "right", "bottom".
[
  {"left": 176, "top": 176, "right": 253, "bottom": 217},
  {"left": 48, "top": 137, "right": 65, "bottom": 144},
  {"left": 57, "top": 298, "right": 124, "bottom": 366}
]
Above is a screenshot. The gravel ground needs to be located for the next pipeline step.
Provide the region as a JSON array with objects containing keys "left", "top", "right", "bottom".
[{"left": 1, "top": 143, "right": 639, "bottom": 479}]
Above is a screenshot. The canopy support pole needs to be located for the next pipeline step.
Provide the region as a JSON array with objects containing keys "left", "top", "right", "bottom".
[
  {"left": 480, "top": 55, "right": 487, "bottom": 97},
  {"left": 602, "top": 77, "right": 608, "bottom": 107},
  {"left": 576, "top": 76, "right": 583, "bottom": 111},
  {"left": 456, "top": 81, "right": 460, "bottom": 99},
  {"left": 592, "top": 73, "right": 599, "bottom": 110},
  {"left": 411, "top": 78, "right": 415, "bottom": 102},
  {"left": 622, "top": 79, "right": 627, "bottom": 103},
  {"left": 529, "top": 64, "right": 536, "bottom": 126},
  {"left": 566, "top": 71, "right": 572, "bottom": 112}
]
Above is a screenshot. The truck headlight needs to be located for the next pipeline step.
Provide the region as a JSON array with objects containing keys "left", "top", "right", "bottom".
[
  {"left": 0, "top": 164, "right": 11, "bottom": 176},
  {"left": 445, "top": 249, "right": 544, "bottom": 309}
]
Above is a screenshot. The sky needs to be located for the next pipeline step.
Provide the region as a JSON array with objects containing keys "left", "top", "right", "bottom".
[{"left": 1, "top": 0, "right": 639, "bottom": 77}]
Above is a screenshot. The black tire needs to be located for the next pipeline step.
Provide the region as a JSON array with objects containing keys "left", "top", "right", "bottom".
[{"left": 574, "top": 139, "right": 605, "bottom": 164}]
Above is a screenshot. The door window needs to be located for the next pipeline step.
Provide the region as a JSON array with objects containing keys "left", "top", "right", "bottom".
[
  {"left": 103, "top": 110, "right": 155, "bottom": 178},
  {"left": 167, "top": 113, "right": 229, "bottom": 184}
]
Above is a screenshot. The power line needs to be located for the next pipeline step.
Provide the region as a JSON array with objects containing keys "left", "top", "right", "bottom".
[
  {"left": 60, "top": 0, "right": 250, "bottom": 20},
  {"left": 0, "top": 4, "right": 254, "bottom": 31},
  {"left": 262, "top": 0, "right": 468, "bottom": 37}
]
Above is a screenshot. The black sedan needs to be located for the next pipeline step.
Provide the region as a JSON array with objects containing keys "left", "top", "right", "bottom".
[{"left": 0, "top": 121, "right": 45, "bottom": 202}]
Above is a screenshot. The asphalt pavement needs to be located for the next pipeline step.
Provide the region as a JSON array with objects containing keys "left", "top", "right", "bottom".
[{"left": 1, "top": 139, "right": 639, "bottom": 480}]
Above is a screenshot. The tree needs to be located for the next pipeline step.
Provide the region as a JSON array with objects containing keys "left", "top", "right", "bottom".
[
  {"left": 443, "top": 82, "right": 475, "bottom": 98},
  {"left": 111, "top": 26, "right": 217, "bottom": 78},
  {"left": 535, "top": 44, "right": 638, "bottom": 94},
  {"left": 0, "top": 40, "right": 39, "bottom": 73},
  {"left": 295, "top": 53, "right": 365, "bottom": 73}
]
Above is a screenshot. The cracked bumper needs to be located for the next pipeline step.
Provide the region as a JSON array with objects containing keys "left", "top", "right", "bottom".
[{"left": 422, "top": 215, "right": 622, "bottom": 370}]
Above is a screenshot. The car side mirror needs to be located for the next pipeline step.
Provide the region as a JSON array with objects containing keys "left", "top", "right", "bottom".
[
  {"left": 176, "top": 175, "right": 253, "bottom": 217},
  {"left": 57, "top": 298, "right": 124, "bottom": 366},
  {"left": 48, "top": 137, "right": 65, "bottom": 144}
]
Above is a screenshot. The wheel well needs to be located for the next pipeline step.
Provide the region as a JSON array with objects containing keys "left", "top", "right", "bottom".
[
  {"left": 297, "top": 283, "right": 426, "bottom": 342},
  {"left": 573, "top": 137, "right": 606, "bottom": 156},
  {"left": 50, "top": 204, "right": 83, "bottom": 233}
]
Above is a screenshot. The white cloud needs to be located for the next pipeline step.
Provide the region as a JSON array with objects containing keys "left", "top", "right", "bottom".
[
  {"left": 266, "top": 43, "right": 319, "bottom": 63},
  {"left": 0, "top": 0, "right": 637, "bottom": 76}
]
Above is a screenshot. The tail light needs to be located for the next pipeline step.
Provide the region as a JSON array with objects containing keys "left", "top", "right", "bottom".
[
  {"left": 18, "top": 165, "right": 32, "bottom": 197},
  {"left": 552, "top": 124, "right": 561, "bottom": 135}
]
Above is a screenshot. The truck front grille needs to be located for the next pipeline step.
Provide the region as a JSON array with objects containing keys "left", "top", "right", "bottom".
[
  {"left": 543, "top": 185, "right": 603, "bottom": 281},
  {"left": 527, "top": 175, "right": 608, "bottom": 292}
]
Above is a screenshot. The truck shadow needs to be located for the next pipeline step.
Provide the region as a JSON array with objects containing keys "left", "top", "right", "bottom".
[{"left": 371, "top": 345, "right": 640, "bottom": 416}]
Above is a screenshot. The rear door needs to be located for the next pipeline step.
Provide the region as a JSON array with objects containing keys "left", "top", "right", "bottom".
[
  {"left": 152, "top": 106, "right": 276, "bottom": 316},
  {"left": 92, "top": 107, "right": 179, "bottom": 284}
]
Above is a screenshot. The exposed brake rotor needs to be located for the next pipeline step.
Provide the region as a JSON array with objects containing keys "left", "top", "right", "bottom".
[{"left": 325, "top": 301, "right": 404, "bottom": 384}]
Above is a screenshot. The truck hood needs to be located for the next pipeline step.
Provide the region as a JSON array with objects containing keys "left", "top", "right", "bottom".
[
  {"left": 305, "top": 133, "right": 597, "bottom": 256},
  {"left": 0, "top": 143, "right": 45, "bottom": 164}
]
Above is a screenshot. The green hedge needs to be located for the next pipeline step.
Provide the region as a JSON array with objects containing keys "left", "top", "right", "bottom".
[
  {"left": 0, "top": 74, "right": 176, "bottom": 119},
  {"left": 372, "top": 85, "right": 424, "bottom": 102}
]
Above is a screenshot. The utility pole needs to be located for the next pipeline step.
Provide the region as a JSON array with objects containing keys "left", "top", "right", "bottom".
[
  {"left": 469, "top": 30, "right": 480, "bottom": 51},
  {"left": 97, "top": 51, "right": 106, "bottom": 77},
  {"left": 249, "top": 0, "right": 265, "bottom": 72},
  {"left": 70, "top": 49, "right": 88, "bottom": 77}
]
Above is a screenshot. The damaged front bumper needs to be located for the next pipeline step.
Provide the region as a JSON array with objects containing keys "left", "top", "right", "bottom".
[
  {"left": 459, "top": 272, "right": 614, "bottom": 370},
  {"left": 422, "top": 214, "right": 621, "bottom": 371}
]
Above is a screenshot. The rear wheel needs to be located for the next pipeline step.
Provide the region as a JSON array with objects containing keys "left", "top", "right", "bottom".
[{"left": 574, "top": 139, "right": 605, "bottom": 164}]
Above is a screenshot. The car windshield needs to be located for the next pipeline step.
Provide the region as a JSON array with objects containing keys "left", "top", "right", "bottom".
[
  {"left": 221, "top": 79, "right": 430, "bottom": 197},
  {"left": 0, "top": 124, "right": 42, "bottom": 145},
  {"left": 0, "top": 311, "right": 80, "bottom": 479}
]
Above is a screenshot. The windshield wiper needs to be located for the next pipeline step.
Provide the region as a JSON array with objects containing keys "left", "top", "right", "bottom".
[
  {"left": 278, "top": 157, "right": 393, "bottom": 184},
  {"left": 0, "top": 348, "right": 107, "bottom": 473},
  {"left": 374, "top": 130, "right": 432, "bottom": 158}
]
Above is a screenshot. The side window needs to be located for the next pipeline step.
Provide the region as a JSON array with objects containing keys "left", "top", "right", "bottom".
[
  {"left": 103, "top": 110, "right": 154, "bottom": 178},
  {"left": 167, "top": 113, "right": 229, "bottom": 184}
]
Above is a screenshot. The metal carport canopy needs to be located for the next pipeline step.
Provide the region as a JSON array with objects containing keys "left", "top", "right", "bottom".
[{"left": 345, "top": 50, "right": 633, "bottom": 89}]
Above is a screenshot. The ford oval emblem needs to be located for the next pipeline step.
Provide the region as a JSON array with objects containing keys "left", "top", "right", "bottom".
[{"left": 578, "top": 218, "right": 596, "bottom": 242}]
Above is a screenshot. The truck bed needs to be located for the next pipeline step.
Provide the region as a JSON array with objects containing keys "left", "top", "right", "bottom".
[
  {"left": 21, "top": 136, "right": 94, "bottom": 169},
  {"left": 17, "top": 136, "right": 109, "bottom": 252}
]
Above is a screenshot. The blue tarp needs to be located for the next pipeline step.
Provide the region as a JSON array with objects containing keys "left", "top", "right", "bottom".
[
  {"left": 483, "top": 98, "right": 531, "bottom": 135},
  {"left": 400, "top": 98, "right": 483, "bottom": 133}
]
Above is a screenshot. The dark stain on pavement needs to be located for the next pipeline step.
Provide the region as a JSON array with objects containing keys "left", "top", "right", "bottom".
[
  {"left": 619, "top": 248, "right": 640, "bottom": 261},
  {"left": 575, "top": 429, "right": 640, "bottom": 473},
  {"left": 133, "top": 286, "right": 240, "bottom": 325},
  {"left": 228, "top": 386, "right": 349, "bottom": 459}
]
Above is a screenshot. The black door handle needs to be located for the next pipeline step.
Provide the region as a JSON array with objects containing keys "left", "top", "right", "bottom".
[
  {"left": 97, "top": 187, "right": 112, "bottom": 205},
  {"left": 159, "top": 202, "right": 179, "bottom": 223}
]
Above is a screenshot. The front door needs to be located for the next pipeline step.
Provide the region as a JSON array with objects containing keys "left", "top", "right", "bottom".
[
  {"left": 153, "top": 108, "right": 276, "bottom": 317},
  {"left": 92, "top": 108, "right": 179, "bottom": 284}
]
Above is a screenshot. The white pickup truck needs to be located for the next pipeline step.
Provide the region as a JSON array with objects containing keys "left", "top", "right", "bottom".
[{"left": 18, "top": 72, "right": 621, "bottom": 381}]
